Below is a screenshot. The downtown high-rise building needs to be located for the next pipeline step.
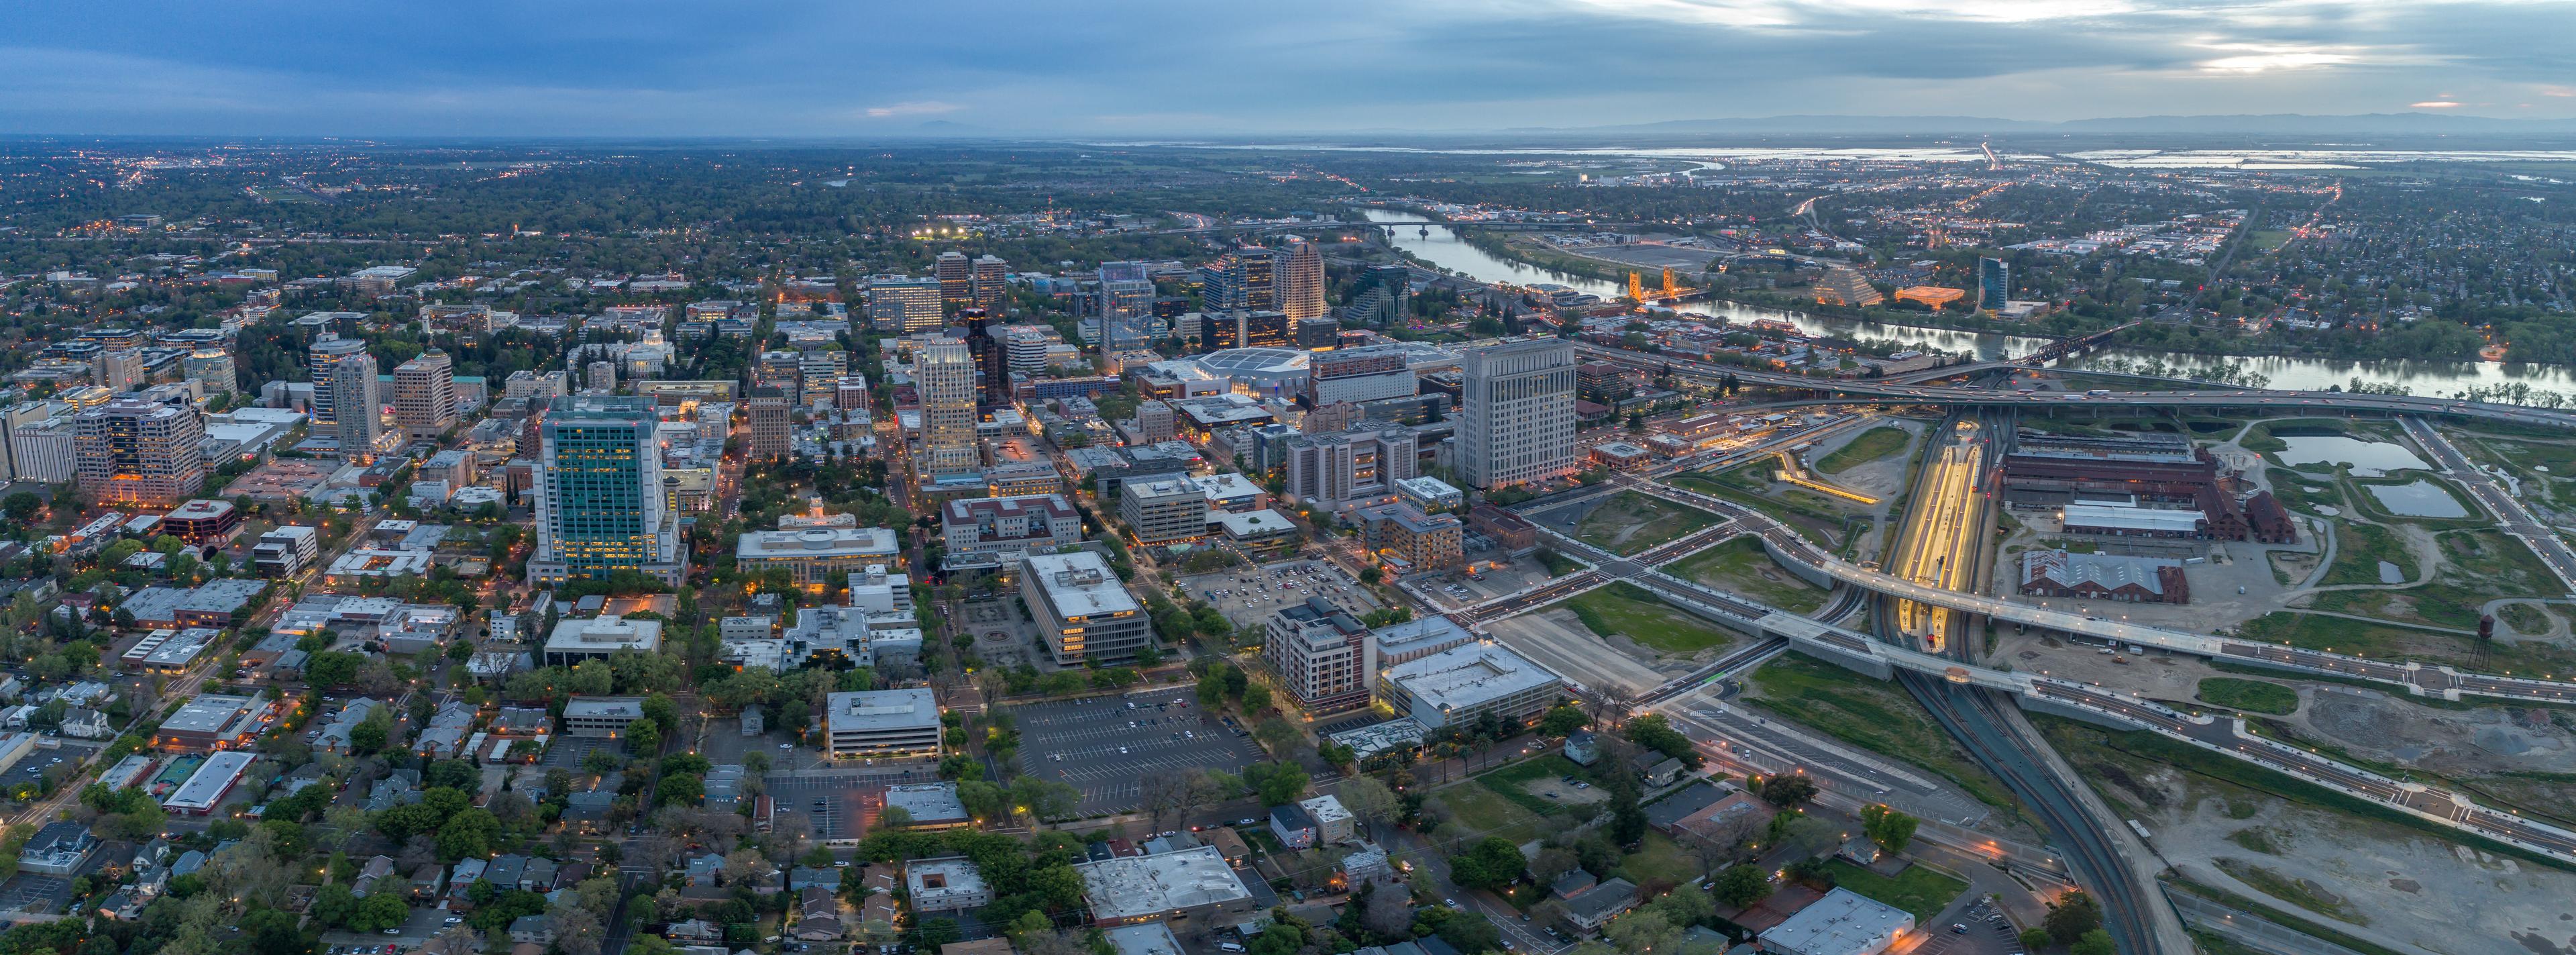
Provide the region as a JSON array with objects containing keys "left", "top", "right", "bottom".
[
  {"left": 328, "top": 348, "right": 383, "bottom": 461},
  {"left": 393, "top": 348, "right": 459, "bottom": 439},
  {"left": 1977, "top": 256, "right": 2010, "bottom": 313},
  {"left": 867, "top": 277, "right": 945, "bottom": 334},
  {"left": 94, "top": 349, "right": 145, "bottom": 393},
  {"left": 916, "top": 339, "right": 980, "bottom": 476},
  {"left": 1458, "top": 337, "right": 1576, "bottom": 490},
  {"left": 971, "top": 254, "right": 1009, "bottom": 308},
  {"left": 1276, "top": 238, "right": 1328, "bottom": 328},
  {"left": 74, "top": 398, "right": 206, "bottom": 506},
  {"left": 935, "top": 251, "right": 973, "bottom": 303},
  {"left": 958, "top": 308, "right": 1011, "bottom": 408},
  {"left": 1201, "top": 247, "right": 1275, "bottom": 312},
  {"left": 529, "top": 396, "right": 687, "bottom": 586},
  {"left": 746, "top": 387, "right": 793, "bottom": 460},
  {"left": 307, "top": 334, "right": 370, "bottom": 428}
]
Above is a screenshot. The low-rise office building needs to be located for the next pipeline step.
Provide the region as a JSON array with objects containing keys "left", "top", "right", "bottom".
[
  {"left": 155, "top": 695, "right": 274, "bottom": 750},
  {"left": 252, "top": 525, "right": 321, "bottom": 577},
  {"left": 542, "top": 615, "right": 664, "bottom": 668},
  {"left": 942, "top": 494, "right": 1081, "bottom": 555},
  {"left": 903, "top": 857, "right": 991, "bottom": 913},
  {"left": 824, "top": 689, "right": 942, "bottom": 758},
  {"left": 561, "top": 697, "right": 647, "bottom": 738},
  {"left": 1073, "top": 846, "right": 1254, "bottom": 927},
  {"left": 1119, "top": 478, "right": 1208, "bottom": 545},
  {"left": 1377, "top": 642, "right": 1563, "bottom": 730},
  {"left": 1019, "top": 552, "right": 1150, "bottom": 666}
]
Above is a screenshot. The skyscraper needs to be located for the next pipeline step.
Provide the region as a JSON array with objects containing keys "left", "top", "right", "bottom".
[
  {"left": 1276, "top": 238, "right": 1327, "bottom": 328},
  {"left": 1201, "top": 247, "right": 1275, "bottom": 311},
  {"left": 916, "top": 340, "right": 980, "bottom": 476},
  {"left": 935, "top": 251, "right": 972, "bottom": 303},
  {"left": 1977, "top": 256, "right": 2010, "bottom": 313},
  {"left": 74, "top": 398, "right": 206, "bottom": 506},
  {"left": 867, "top": 277, "right": 944, "bottom": 334},
  {"left": 529, "top": 396, "right": 687, "bottom": 586},
  {"left": 747, "top": 387, "right": 792, "bottom": 460},
  {"left": 307, "top": 334, "right": 370, "bottom": 428},
  {"left": 971, "top": 254, "right": 1009, "bottom": 308},
  {"left": 958, "top": 307, "right": 1011, "bottom": 408},
  {"left": 1458, "top": 338, "right": 1576, "bottom": 490},
  {"left": 392, "top": 348, "right": 458, "bottom": 439},
  {"left": 328, "top": 348, "right": 382, "bottom": 461}
]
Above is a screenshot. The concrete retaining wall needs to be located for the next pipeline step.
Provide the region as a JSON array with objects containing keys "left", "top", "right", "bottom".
[{"left": 1760, "top": 534, "right": 1835, "bottom": 588}]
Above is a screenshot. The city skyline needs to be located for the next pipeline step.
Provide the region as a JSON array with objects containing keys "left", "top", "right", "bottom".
[{"left": 4, "top": 1, "right": 2573, "bottom": 138}]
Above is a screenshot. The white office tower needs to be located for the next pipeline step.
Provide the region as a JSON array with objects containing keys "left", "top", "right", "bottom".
[
  {"left": 328, "top": 348, "right": 383, "bottom": 462},
  {"left": 1004, "top": 325, "right": 1053, "bottom": 373},
  {"left": 1458, "top": 337, "right": 1576, "bottom": 490},
  {"left": 1277, "top": 238, "right": 1328, "bottom": 327},
  {"left": 916, "top": 340, "right": 980, "bottom": 476}
]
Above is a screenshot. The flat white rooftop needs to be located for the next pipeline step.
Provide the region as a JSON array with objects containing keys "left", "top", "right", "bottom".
[
  {"left": 1383, "top": 641, "right": 1560, "bottom": 713},
  {"left": 1075, "top": 845, "right": 1251, "bottom": 922},
  {"left": 825, "top": 688, "right": 940, "bottom": 736},
  {"left": 1024, "top": 551, "right": 1140, "bottom": 617}
]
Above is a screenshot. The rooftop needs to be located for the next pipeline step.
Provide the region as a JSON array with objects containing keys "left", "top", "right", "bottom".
[
  {"left": 1074, "top": 845, "right": 1252, "bottom": 922},
  {"left": 1383, "top": 642, "right": 1561, "bottom": 713},
  {"left": 826, "top": 688, "right": 941, "bottom": 735},
  {"left": 737, "top": 527, "right": 902, "bottom": 560},
  {"left": 1759, "top": 887, "right": 1914, "bottom": 955},
  {"left": 1022, "top": 552, "right": 1139, "bottom": 617}
]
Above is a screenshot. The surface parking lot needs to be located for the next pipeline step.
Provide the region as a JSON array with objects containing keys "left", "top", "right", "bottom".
[
  {"left": 1180, "top": 559, "right": 1381, "bottom": 632},
  {"left": 763, "top": 768, "right": 940, "bottom": 842},
  {"left": 1012, "top": 692, "right": 1266, "bottom": 815},
  {"left": 0, "top": 874, "right": 70, "bottom": 914},
  {"left": 543, "top": 736, "right": 612, "bottom": 770}
]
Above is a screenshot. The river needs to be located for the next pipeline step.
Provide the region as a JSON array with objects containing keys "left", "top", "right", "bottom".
[{"left": 1360, "top": 210, "right": 2576, "bottom": 398}]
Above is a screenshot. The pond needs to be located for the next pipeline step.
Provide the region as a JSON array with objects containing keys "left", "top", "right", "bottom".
[
  {"left": 2274, "top": 436, "right": 2432, "bottom": 477},
  {"left": 2367, "top": 481, "right": 2470, "bottom": 519}
]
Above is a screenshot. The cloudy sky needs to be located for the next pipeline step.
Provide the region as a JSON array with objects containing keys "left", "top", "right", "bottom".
[{"left": 3, "top": 0, "right": 2571, "bottom": 137}]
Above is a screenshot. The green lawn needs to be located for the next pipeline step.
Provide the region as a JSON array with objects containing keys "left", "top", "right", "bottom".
[
  {"left": 2308, "top": 528, "right": 2565, "bottom": 631},
  {"left": 2196, "top": 677, "right": 2299, "bottom": 715},
  {"left": 1666, "top": 537, "right": 1826, "bottom": 614},
  {"left": 1478, "top": 755, "right": 1600, "bottom": 817},
  {"left": 1748, "top": 654, "right": 2021, "bottom": 813},
  {"left": 1669, "top": 468, "right": 1860, "bottom": 548},
  {"left": 1559, "top": 581, "right": 1744, "bottom": 656},
  {"left": 1820, "top": 860, "right": 1968, "bottom": 923},
  {"left": 1612, "top": 833, "right": 1704, "bottom": 891},
  {"left": 1436, "top": 780, "right": 1544, "bottom": 845},
  {"left": 1574, "top": 491, "right": 1725, "bottom": 556},
  {"left": 1814, "top": 426, "right": 1910, "bottom": 475}
]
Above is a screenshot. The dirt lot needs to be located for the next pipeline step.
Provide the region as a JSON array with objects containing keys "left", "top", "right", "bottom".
[
  {"left": 2055, "top": 720, "right": 2576, "bottom": 955},
  {"left": 1521, "top": 776, "right": 1607, "bottom": 805}
]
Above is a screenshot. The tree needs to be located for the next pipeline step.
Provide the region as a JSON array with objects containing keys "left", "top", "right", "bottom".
[
  {"left": 1436, "top": 911, "right": 1503, "bottom": 955},
  {"left": 1713, "top": 864, "right": 1772, "bottom": 909},
  {"left": 1759, "top": 774, "right": 1818, "bottom": 810},
  {"left": 2046, "top": 893, "right": 2102, "bottom": 944},
  {"left": 2018, "top": 928, "right": 2053, "bottom": 952},
  {"left": 1242, "top": 761, "right": 1308, "bottom": 806},
  {"left": 2070, "top": 929, "right": 2116, "bottom": 955},
  {"left": 1861, "top": 804, "right": 1917, "bottom": 855},
  {"left": 1252, "top": 717, "right": 1301, "bottom": 757},
  {"left": 916, "top": 919, "right": 961, "bottom": 949},
  {"left": 623, "top": 719, "right": 661, "bottom": 756},
  {"left": 877, "top": 806, "right": 913, "bottom": 830},
  {"left": 436, "top": 808, "right": 500, "bottom": 862},
  {"left": 1538, "top": 705, "right": 1591, "bottom": 738},
  {"left": 1621, "top": 713, "right": 1700, "bottom": 768},
  {"left": 1336, "top": 775, "right": 1398, "bottom": 834},
  {"left": 352, "top": 891, "right": 411, "bottom": 932},
  {"left": 1448, "top": 836, "right": 1527, "bottom": 890}
]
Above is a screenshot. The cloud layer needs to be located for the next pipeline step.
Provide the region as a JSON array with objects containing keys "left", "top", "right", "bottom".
[{"left": 1, "top": 0, "right": 2569, "bottom": 136}]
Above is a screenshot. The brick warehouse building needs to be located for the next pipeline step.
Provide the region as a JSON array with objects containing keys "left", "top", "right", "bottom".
[{"left": 2000, "top": 433, "right": 2295, "bottom": 544}]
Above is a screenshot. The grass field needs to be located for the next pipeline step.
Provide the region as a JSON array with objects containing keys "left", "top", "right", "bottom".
[
  {"left": 1670, "top": 467, "right": 1859, "bottom": 548},
  {"left": 2264, "top": 468, "right": 2345, "bottom": 514},
  {"left": 1575, "top": 491, "right": 1725, "bottom": 556},
  {"left": 1612, "top": 833, "right": 1704, "bottom": 892},
  {"left": 1748, "top": 654, "right": 2020, "bottom": 813},
  {"left": 1814, "top": 426, "right": 1909, "bottom": 475},
  {"left": 2214, "top": 858, "right": 2367, "bottom": 925},
  {"left": 2196, "top": 677, "right": 2300, "bottom": 715},
  {"left": 2318, "top": 521, "right": 2415, "bottom": 586},
  {"left": 2500, "top": 602, "right": 2553, "bottom": 634},
  {"left": 1666, "top": 537, "right": 1826, "bottom": 613},
  {"left": 1820, "top": 860, "right": 1968, "bottom": 922},
  {"left": 2309, "top": 528, "right": 2565, "bottom": 631},
  {"left": 1479, "top": 755, "right": 1601, "bottom": 817},
  {"left": 1560, "top": 581, "right": 1744, "bottom": 655},
  {"left": 1436, "top": 779, "right": 1545, "bottom": 845}
]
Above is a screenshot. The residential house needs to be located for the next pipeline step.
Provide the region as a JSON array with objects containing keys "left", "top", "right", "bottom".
[
  {"left": 791, "top": 887, "right": 845, "bottom": 941},
  {"left": 60, "top": 707, "right": 111, "bottom": 740},
  {"left": 788, "top": 867, "right": 839, "bottom": 891},
  {"left": 1640, "top": 758, "right": 1685, "bottom": 788},
  {"left": 508, "top": 915, "right": 557, "bottom": 946},
  {"left": 17, "top": 821, "right": 99, "bottom": 875},
  {"left": 447, "top": 857, "right": 490, "bottom": 907},
  {"left": 352, "top": 854, "right": 398, "bottom": 895},
  {"left": 1560, "top": 876, "right": 1640, "bottom": 932},
  {"left": 1562, "top": 730, "right": 1599, "bottom": 766},
  {"left": 1269, "top": 803, "right": 1318, "bottom": 851}
]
